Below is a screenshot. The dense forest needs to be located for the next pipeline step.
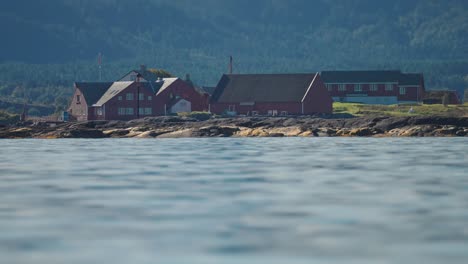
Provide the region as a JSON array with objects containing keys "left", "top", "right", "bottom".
[{"left": 0, "top": 0, "right": 467, "bottom": 114}]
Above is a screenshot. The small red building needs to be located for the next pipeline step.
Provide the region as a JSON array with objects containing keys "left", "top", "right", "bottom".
[
  {"left": 68, "top": 78, "right": 208, "bottom": 121},
  {"left": 423, "top": 90, "right": 462, "bottom": 105},
  {"left": 321, "top": 70, "right": 425, "bottom": 104},
  {"left": 209, "top": 73, "right": 332, "bottom": 115}
]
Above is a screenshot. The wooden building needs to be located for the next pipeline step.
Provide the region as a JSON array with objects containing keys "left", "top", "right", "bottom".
[
  {"left": 68, "top": 78, "right": 208, "bottom": 121},
  {"left": 321, "top": 70, "right": 425, "bottom": 104},
  {"left": 423, "top": 90, "right": 462, "bottom": 105},
  {"left": 209, "top": 73, "right": 332, "bottom": 115}
]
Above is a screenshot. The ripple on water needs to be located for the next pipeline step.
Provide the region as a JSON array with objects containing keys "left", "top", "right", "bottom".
[{"left": 0, "top": 137, "right": 467, "bottom": 264}]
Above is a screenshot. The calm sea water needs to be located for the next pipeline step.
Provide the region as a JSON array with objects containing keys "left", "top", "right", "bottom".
[{"left": 0, "top": 138, "right": 467, "bottom": 264}]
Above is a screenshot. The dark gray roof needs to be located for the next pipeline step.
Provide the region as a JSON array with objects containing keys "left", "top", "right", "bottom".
[
  {"left": 399, "top": 73, "right": 423, "bottom": 86},
  {"left": 210, "top": 73, "right": 318, "bottom": 103},
  {"left": 75, "top": 82, "right": 113, "bottom": 105},
  {"left": 321, "top": 70, "right": 402, "bottom": 83}
]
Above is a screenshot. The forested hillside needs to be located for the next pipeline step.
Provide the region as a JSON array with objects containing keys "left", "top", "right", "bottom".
[{"left": 0, "top": 0, "right": 467, "bottom": 113}]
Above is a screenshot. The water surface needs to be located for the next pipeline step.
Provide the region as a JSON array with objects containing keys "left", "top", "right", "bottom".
[{"left": 0, "top": 138, "right": 467, "bottom": 264}]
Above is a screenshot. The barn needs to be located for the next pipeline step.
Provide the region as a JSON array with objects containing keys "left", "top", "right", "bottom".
[{"left": 209, "top": 73, "right": 332, "bottom": 115}]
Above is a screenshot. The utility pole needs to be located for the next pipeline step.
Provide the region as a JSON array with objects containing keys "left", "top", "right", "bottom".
[
  {"left": 98, "top": 52, "right": 102, "bottom": 81},
  {"left": 136, "top": 73, "right": 141, "bottom": 119}
]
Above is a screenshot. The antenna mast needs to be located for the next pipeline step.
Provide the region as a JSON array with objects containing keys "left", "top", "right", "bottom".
[{"left": 229, "top": 56, "right": 233, "bottom": 74}]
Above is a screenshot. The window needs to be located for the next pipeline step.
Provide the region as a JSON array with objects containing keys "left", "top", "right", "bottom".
[
  {"left": 118, "top": 96, "right": 123, "bottom": 101},
  {"left": 126, "top": 108, "right": 134, "bottom": 115},
  {"left": 139, "top": 93, "right": 145, "bottom": 101},
  {"left": 280, "top": 111, "right": 288, "bottom": 116},
  {"left": 96, "top": 108, "right": 103, "bottom": 116},
  {"left": 354, "top": 84, "right": 362, "bottom": 92},
  {"left": 385, "top": 84, "right": 393, "bottom": 91},
  {"left": 228, "top": 105, "right": 236, "bottom": 112},
  {"left": 268, "top": 110, "right": 278, "bottom": 116},
  {"left": 139, "top": 108, "right": 145, "bottom": 115},
  {"left": 76, "top": 95, "right": 81, "bottom": 103},
  {"left": 145, "top": 108, "right": 152, "bottom": 115},
  {"left": 400, "top": 87, "right": 406, "bottom": 95},
  {"left": 148, "top": 96, "right": 152, "bottom": 101},
  {"left": 326, "top": 84, "right": 332, "bottom": 91},
  {"left": 338, "top": 84, "right": 346, "bottom": 91},
  {"left": 251, "top": 111, "right": 258, "bottom": 116},
  {"left": 126, "top": 93, "right": 134, "bottom": 100},
  {"left": 118, "top": 108, "right": 125, "bottom": 115},
  {"left": 370, "top": 84, "right": 378, "bottom": 91}
]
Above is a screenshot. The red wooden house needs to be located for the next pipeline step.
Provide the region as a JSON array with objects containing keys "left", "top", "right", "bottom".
[
  {"left": 209, "top": 73, "right": 332, "bottom": 115},
  {"left": 68, "top": 77, "right": 208, "bottom": 121},
  {"left": 321, "top": 70, "right": 425, "bottom": 104}
]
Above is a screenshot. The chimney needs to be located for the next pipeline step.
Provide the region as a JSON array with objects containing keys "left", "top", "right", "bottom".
[
  {"left": 140, "top": 65, "right": 147, "bottom": 72},
  {"left": 229, "top": 56, "right": 233, "bottom": 74}
]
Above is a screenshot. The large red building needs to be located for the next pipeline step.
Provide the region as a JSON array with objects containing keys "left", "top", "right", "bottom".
[
  {"left": 321, "top": 70, "right": 425, "bottom": 104},
  {"left": 209, "top": 73, "right": 332, "bottom": 115},
  {"left": 68, "top": 77, "right": 208, "bottom": 121}
]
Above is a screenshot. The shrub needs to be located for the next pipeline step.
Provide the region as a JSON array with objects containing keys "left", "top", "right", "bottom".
[{"left": 177, "top": 111, "right": 212, "bottom": 121}]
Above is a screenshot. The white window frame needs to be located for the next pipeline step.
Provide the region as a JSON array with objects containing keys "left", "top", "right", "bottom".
[
  {"left": 118, "top": 107, "right": 125, "bottom": 115},
  {"left": 354, "top": 84, "right": 362, "bottom": 92},
  {"left": 251, "top": 111, "right": 258, "bottom": 116},
  {"left": 126, "top": 108, "right": 134, "bottom": 115},
  {"left": 228, "top": 105, "right": 236, "bottom": 112},
  {"left": 126, "top": 93, "right": 134, "bottom": 101},
  {"left": 148, "top": 96, "right": 152, "bottom": 101},
  {"left": 280, "top": 111, "right": 288, "bottom": 116},
  {"left": 118, "top": 96, "right": 123, "bottom": 101},
  {"left": 400, "top": 87, "right": 406, "bottom": 95},
  {"left": 145, "top": 108, "right": 152, "bottom": 115},
  {"left": 326, "top": 84, "right": 332, "bottom": 91},
  {"left": 370, "top": 84, "right": 378, "bottom": 91},
  {"left": 139, "top": 93, "right": 145, "bottom": 101},
  {"left": 338, "top": 84, "right": 346, "bottom": 91},
  {"left": 385, "top": 84, "right": 393, "bottom": 91},
  {"left": 139, "top": 107, "right": 145, "bottom": 115},
  {"left": 96, "top": 108, "right": 103, "bottom": 116}
]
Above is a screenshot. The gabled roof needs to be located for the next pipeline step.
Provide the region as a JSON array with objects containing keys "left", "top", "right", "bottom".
[
  {"left": 321, "top": 70, "right": 402, "bottom": 83},
  {"left": 399, "top": 73, "right": 423, "bottom": 86},
  {"left": 93, "top": 81, "right": 157, "bottom": 106},
  {"left": 75, "top": 82, "right": 113, "bottom": 105},
  {"left": 210, "top": 73, "right": 318, "bottom": 103},
  {"left": 155, "top": 78, "right": 179, "bottom": 96},
  {"left": 94, "top": 82, "right": 133, "bottom": 106}
]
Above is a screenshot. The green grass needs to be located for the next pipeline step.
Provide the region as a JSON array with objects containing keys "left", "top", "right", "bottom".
[{"left": 333, "top": 102, "right": 468, "bottom": 117}]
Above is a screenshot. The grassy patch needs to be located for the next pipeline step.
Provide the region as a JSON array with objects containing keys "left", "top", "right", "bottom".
[
  {"left": 333, "top": 102, "right": 468, "bottom": 117},
  {"left": 177, "top": 111, "right": 213, "bottom": 121}
]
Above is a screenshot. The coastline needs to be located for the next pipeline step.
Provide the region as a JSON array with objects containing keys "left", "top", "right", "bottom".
[{"left": 1, "top": 116, "right": 467, "bottom": 139}]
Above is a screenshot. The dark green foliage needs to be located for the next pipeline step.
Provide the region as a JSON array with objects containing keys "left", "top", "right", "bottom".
[
  {"left": 177, "top": 111, "right": 212, "bottom": 121},
  {"left": 0, "top": 0, "right": 467, "bottom": 113},
  {"left": 0, "top": 111, "right": 19, "bottom": 125}
]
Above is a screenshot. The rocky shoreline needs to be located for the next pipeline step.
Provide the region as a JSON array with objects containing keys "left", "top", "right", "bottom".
[{"left": 0, "top": 116, "right": 467, "bottom": 139}]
